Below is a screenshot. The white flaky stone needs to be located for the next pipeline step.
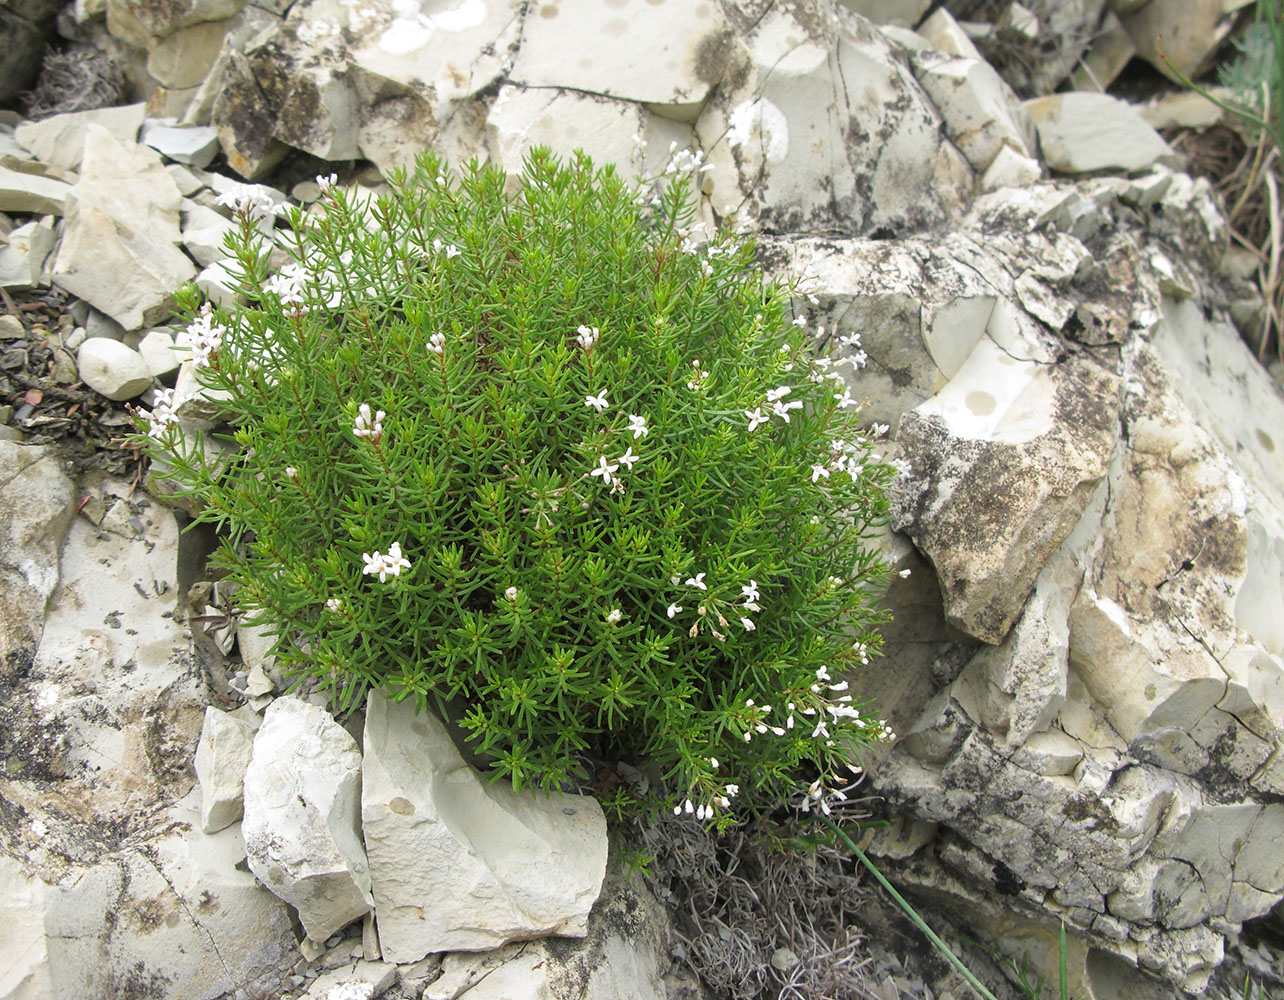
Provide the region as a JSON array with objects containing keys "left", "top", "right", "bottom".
[
  {"left": 423, "top": 862, "right": 670, "bottom": 1000},
  {"left": 76, "top": 338, "right": 154, "bottom": 400},
  {"left": 1025, "top": 92, "right": 1174, "bottom": 175},
  {"left": 362, "top": 691, "right": 608, "bottom": 963},
  {"left": 242, "top": 696, "right": 373, "bottom": 943},
  {"left": 696, "top": 6, "right": 972, "bottom": 238},
  {"left": 894, "top": 339, "right": 1120, "bottom": 644},
  {"left": 0, "top": 164, "right": 71, "bottom": 215},
  {"left": 913, "top": 52, "right": 1036, "bottom": 172},
  {"left": 138, "top": 329, "right": 184, "bottom": 379},
  {"left": 509, "top": 0, "right": 731, "bottom": 118},
  {"left": 981, "top": 144, "right": 1042, "bottom": 191},
  {"left": 181, "top": 201, "right": 238, "bottom": 267},
  {"left": 485, "top": 85, "right": 692, "bottom": 180},
  {"left": 14, "top": 103, "right": 147, "bottom": 172},
  {"left": 52, "top": 126, "right": 196, "bottom": 329},
  {"left": 194, "top": 706, "right": 259, "bottom": 833},
  {"left": 141, "top": 119, "right": 221, "bottom": 168},
  {"left": 0, "top": 217, "right": 57, "bottom": 288}
]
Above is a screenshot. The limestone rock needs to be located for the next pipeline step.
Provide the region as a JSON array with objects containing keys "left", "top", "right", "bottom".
[
  {"left": 838, "top": 0, "right": 932, "bottom": 27},
  {"left": 486, "top": 85, "right": 692, "bottom": 180},
  {"left": 362, "top": 690, "right": 608, "bottom": 963},
  {"left": 13, "top": 103, "right": 146, "bottom": 172},
  {"left": 138, "top": 328, "right": 183, "bottom": 379},
  {"left": 0, "top": 441, "right": 74, "bottom": 686},
  {"left": 981, "top": 144, "right": 1042, "bottom": 191},
  {"left": 76, "top": 338, "right": 154, "bottom": 400},
  {"left": 242, "top": 695, "right": 373, "bottom": 944},
  {"left": 52, "top": 126, "right": 196, "bottom": 330},
  {"left": 105, "top": 0, "right": 248, "bottom": 48},
  {"left": 141, "top": 119, "right": 221, "bottom": 168},
  {"left": 1121, "top": 0, "right": 1225, "bottom": 82},
  {"left": 423, "top": 860, "right": 670, "bottom": 1000},
  {"left": 194, "top": 706, "right": 259, "bottom": 833},
  {"left": 16, "top": 800, "right": 295, "bottom": 999},
  {"left": 916, "top": 7, "right": 983, "bottom": 59},
  {"left": 696, "top": 6, "right": 972, "bottom": 238},
  {"left": 1025, "top": 92, "right": 1174, "bottom": 175},
  {"left": 181, "top": 200, "right": 237, "bottom": 267},
  {"left": 913, "top": 50, "right": 1036, "bottom": 173},
  {"left": 510, "top": 0, "right": 731, "bottom": 117},
  {"left": 0, "top": 217, "right": 56, "bottom": 288},
  {"left": 893, "top": 342, "right": 1120, "bottom": 644},
  {"left": 0, "top": 164, "right": 71, "bottom": 215},
  {"left": 1069, "top": 10, "right": 1136, "bottom": 92},
  {"left": 146, "top": 17, "right": 234, "bottom": 89}
]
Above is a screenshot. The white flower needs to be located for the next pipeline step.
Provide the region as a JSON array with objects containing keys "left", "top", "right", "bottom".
[
  {"left": 741, "top": 580, "right": 759, "bottom": 602},
  {"left": 148, "top": 388, "right": 177, "bottom": 439},
  {"left": 745, "top": 407, "right": 768, "bottom": 432},
  {"left": 792, "top": 315, "right": 807, "bottom": 327},
  {"left": 576, "top": 325, "right": 600, "bottom": 352},
  {"left": 685, "top": 573, "right": 707, "bottom": 591},
  {"left": 772, "top": 399, "right": 803, "bottom": 422},
  {"left": 316, "top": 172, "right": 338, "bottom": 193},
  {"left": 505, "top": 586, "right": 518, "bottom": 601},
  {"left": 585, "top": 390, "right": 609, "bottom": 413},
  {"left": 428, "top": 332, "right": 446, "bottom": 354},
  {"left": 871, "top": 422, "right": 890, "bottom": 437},
  {"left": 899, "top": 569, "right": 912, "bottom": 578},
  {"left": 177, "top": 304, "right": 225, "bottom": 368},
  {"left": 709, "top": 757, "right": 719, "bottom": 769},
  {"left": 361, "top": 543, "right": 410, "bottom": 583},
  {"left": 606, "top": 608, "right": 622, "bottom": 624},
  {"left": 810, "top": 464, "right": 830, "bottom": 483},
  {"left": 740, "top": 617, "right": 755, "bottom": 631},
  {"left": 617, "top": 447, "right": 638, "bottom": 470},
  {"left": 766, "top": 385, "right": 791, "bottom": 403},
  {"left": 589, "top": 455, "right": 619, "bottom": 484},
  {"left": 835, "top": 388, "right": 858, "bottom": 409},
  {"left": 667, "top": 603, "right": 683, "bottom": 618},
  {"left": 284, "top": 466, "right": 298, "bottom": 479},
  {"left": 431, "top": 237, "right": 461, "bottom": 258},
  {"left": 626, "top": 414, "right": 649, "bottom": 439},
  {"left": 352, "top": 403, "right": 385, "bottom": 440},
  {"left": 325, "top": 597, "right": 343, "bottom": 613},
  {"left": 215, "top": 183, "right": 282, "bottom": 222}
]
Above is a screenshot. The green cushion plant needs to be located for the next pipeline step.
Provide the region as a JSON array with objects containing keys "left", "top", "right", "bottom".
[{"left": 139, "top": 146, "right": 896, "bottom": 825}]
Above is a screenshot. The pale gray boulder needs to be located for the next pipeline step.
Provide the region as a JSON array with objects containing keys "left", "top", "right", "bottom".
[
  {"left": 1025, "top": 92, "right": 1176, "bottom": 175},
  {"left": 362, "top": 690, "right": 608, "bottom": 963},
  {"left": 242, "top": 695, "right": 374, "bottom": 944},
  {"left": 13, "top": 103, "right": 146, "bottom": 172},
  {"left": 51, "top": 125, "right": 196, "bottom": 330},
  {"left": 76, "top": 337, "right": 154, "bottom": 400},
  {"left": 194, "top": 705, "right": 259, "bottom": 833}
]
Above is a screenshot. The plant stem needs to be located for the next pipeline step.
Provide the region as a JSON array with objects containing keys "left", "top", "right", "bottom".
[{"left": 820, "top": 816, "right": 1003, "bottom": 1000}]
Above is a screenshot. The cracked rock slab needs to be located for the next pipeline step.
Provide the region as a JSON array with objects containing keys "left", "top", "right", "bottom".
[
  {"left": 893, "top": 340, "right": 1121, "bottom": 644},
  {"left": 362, "top": 690, "right": 608, "bottom": 963},
  {"left": 242, "top": 695, "right": 374, "bottom": 944}
]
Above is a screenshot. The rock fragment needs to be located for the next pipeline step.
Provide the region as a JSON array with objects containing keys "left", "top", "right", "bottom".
[
  {"left": 194, "top": 705, "right": 259, "bottom": 833},
  {"left": 1025, "top": 92, "right": 1174, "bottom": 175},
  {"left": 242, "top": 696, "right": 374, "bottom": 944},
  {"left": 362, "top": 690, "right": 607, "bottom": 963},
  {"left": 77, "top": 338, "right": 154, "bottom": 400}
]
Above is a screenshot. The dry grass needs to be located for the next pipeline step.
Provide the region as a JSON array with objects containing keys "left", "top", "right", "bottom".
[{"left": 25, "top": 46, "right": 125, "bottom": 120}]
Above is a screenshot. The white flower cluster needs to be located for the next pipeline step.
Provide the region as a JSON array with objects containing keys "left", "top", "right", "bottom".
[
  {"left": 147, "top": 387, "right": 177, "bottom": 439},
  {"left": 744, "top": 383, "right": 802, "bottom": 433},
  {"left": 177, "top": 303, "right": 226, "bottom": 368},
  {"left": 809, "top": 436, "right": 867, "bottom": 485},
  {"left": 575, "top": 324, "right": 599, "bottom": 353},
  {"left": 685, "top": 359, "right": 709, "bottom": 392},
  {"left": 664, "top": 142, "right": 714, "bottom": 177},
  {"left": 665, "top": 572, "right": 760, "bottom": 639},
  {"left": 361, "top": 542, "right": 411, "bottom": 583},
  {"left": 428, "top": 332, "right": 446, "bottom": 355},
  {"left": 215, "top": 183, "right": 284, "bottom": 223},
  {"left": 581, "top": 375, "right": 649, "bottom": 494},
  {"left": 352, "top": 403, "right": 384, "bottom": 441},
  {"left": 430, "top": 237, "right": 461, "bottom": 259}
]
